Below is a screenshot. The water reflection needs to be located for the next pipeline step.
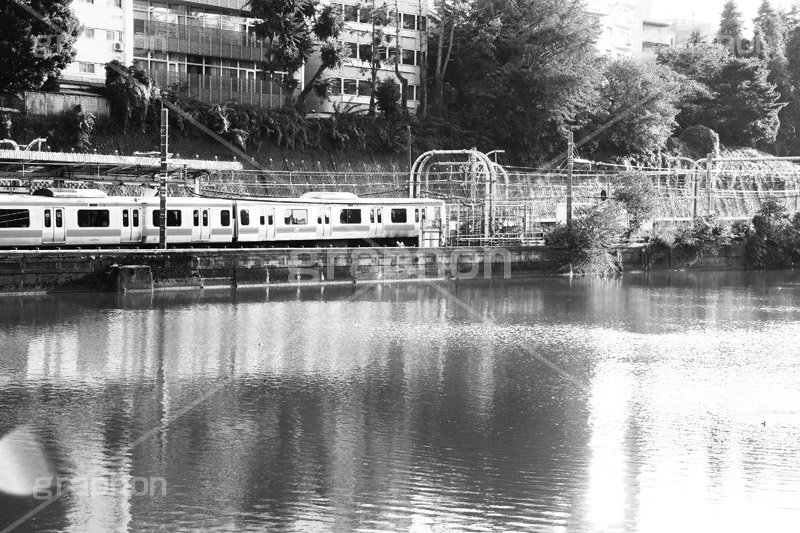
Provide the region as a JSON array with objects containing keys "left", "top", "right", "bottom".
[{"left": 1, "top": 272, "right": 800, "bottom": 531}]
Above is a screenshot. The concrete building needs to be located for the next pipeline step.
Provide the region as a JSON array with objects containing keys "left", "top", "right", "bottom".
[
  {"left": 59, "top": 0, "right": 427, "bottom": 113},
  {"left": 586, "top": 0, "right": 644, "bottom": 57},
  {"left": 304, "top": 0, "right": 428, "bottom": 115},
  {"left": 640, "top": 18, "right": 673, "bottom": 59}
]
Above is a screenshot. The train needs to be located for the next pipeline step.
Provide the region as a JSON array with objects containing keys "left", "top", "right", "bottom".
[{"left": 0, "top": 189, "right": 446, "bottom": 248}]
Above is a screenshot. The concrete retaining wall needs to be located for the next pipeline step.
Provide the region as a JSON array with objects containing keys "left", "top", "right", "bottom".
[{"left": 0, "top": 244, "right": 750, "bottom": 294}]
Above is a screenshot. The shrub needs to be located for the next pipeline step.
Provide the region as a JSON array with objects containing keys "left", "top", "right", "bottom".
[
  {"left": 673, "top": 214, "right": 732, "bottom": 264},
  {"left": 678, "top": 125, "right": 720, "bottom": 159},
  {"left": 612, "top": 171, "right": 659, "bottom": 238},
  {"left": 375, "top": 78, "right": 401, "bottom": 117},
  {"left": 544, "top": 201, "right": 627, "bottom": 275},
  {"left": 746, "top": 198, "right": 800, "bottom": 268}
]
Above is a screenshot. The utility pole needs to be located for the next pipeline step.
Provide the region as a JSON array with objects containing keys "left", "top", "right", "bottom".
[
  {"left": 159, "top": 108, "right": 169, "bottom": 249},
  {"left": 705, "top": 153, "right": 714, "bottom": 216},
  {"left": 567, "top": 131, "right": 574, "bottom": 227}
]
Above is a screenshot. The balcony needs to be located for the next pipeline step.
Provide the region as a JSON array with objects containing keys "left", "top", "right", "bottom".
[
  {"left": 136, "top": 20, "right": 264, "bottom": 62},
  {"left": 642, "top": 31, "right": 673, "bottom": 46},
  {"left": 184, "top": 0, "right": 249, "bottom": 11},
  {"left": 146, "top": 70, "right": 288, "bottom": 109}
]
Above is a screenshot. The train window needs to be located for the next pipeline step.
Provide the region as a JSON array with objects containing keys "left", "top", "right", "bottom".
[
  {"left": 202, "top": 210, "right": 208, "bottom": 227},
  {"left": 284, "top": 209, "right": 307, "bottom": 225},
  {"left": 391, "top": 208, "right": 407, "bottom": 223},
  {"left": 123, "top": 210, "right": 129, "bottom": 227},
  {"left": 0, "top": 209, "right": 30, "bottom": 228},
  {"left": 370, "top": 210, "right": 374, "bottom": 223},
  {"left": 44, "top": 211, "right": 51, "bottom": 228},
  {"left": 268, "top": 214, "right": 273, "bottom": 225},
  {"left": 193, "top": 210, "right": 200, "bottom": 227},
  {"left": 240, "top": 209, "right": 250, "bottom": 226},
  {"left": 415, "top": 209, "right": 419, "bottom": 223},
  {"left": 56, "top": 210, "right": 62, "bottom": 228},
  {"left": 151, "top": 210, "right": 183, "bottom": 227},
  {"left": 324, "top": 214, "right": 329, "bottom": 224},
  {"left": 377, "top": 209, "right": 382, "bottom": 223},
  {"left": 260, "top": 215, "right": 265, "bottom": 225},
  {"left": 221, "top": 210, "right": 231, "bottom": 227},
  {"left": 339, "top": 209, "right": 361, "bottom": 224},
  {"left": 78, "top": 209, "right": 110, "bottom": 227}
]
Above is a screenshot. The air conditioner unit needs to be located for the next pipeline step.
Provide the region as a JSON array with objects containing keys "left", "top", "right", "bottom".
[{"left": 113, "top": 42, "right": 123, "bottom": 52}]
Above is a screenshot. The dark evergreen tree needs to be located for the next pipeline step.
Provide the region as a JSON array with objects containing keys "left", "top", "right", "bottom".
[
  {"left": 718, "top": 0, "right": 744, "bottom": 56},
  {"left": 440, "top": 0, "right": 602, "bottom": 163},
  {"left": 0, "top": 0, "right": 80, "bottom": 95}
]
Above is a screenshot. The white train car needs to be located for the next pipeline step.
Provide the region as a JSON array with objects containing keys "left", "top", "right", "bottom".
[
  {"left": 0, "top": 189, "right": 446, "bottom": 248},
  {"left": 0, "top": 189, "right": 144, "bottom": 247}
]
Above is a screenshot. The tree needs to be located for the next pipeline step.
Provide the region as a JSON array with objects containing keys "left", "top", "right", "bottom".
[
  {"left": 657, "top": 43, "right": 784, "bottom": 147},
  {"left": 375, "top": 78, "right": 401, "bottom": 116},
  {"left": 429, "top": 0, "right": 460, "bottom": 117},
  {"left": 0, "top": 0, "right": 80, "bottom": 95},
  {"left": 248, "top": 0, "right": 346, "bottom": 108},
  {"left": 294, "top": 4, "right": 348, "bottom": 110},
  {"left": 105, "top": 60, "right": 159, "bottom": 132},
  {"left": 580, "top": 58, "right": 695, "bottom": 161},
  {"left": 718, "top": 0, "right": 744, "bottom": 56},
  {"left": 442, "top": 0, "right": 602, "bottom": 163},
  {"left": 699, "top": 58, "right": 784, "bottom": 146}
]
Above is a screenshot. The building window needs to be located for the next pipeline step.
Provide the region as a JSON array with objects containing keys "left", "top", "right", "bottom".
[
  {"left": 359, "top": 7, "right": 370, "bottom": 23},
  {"left": 78, "top": 62, "right": 96, "bottom": 73},
  {"left": 344, "top": 5, "right": 358, "bottom": 22},
  {"left": 343, "top": 79, "right": 357, "bottom": 95},
  {"left": 358, "top": 79, "right": 372, "bottom": 96},
  {"left": 402, "top": 49, "right": 415, "bottom": 66},
  {"left": 78, "top": 209, "right": 110, "bottom": 227},
  {"left": 329, "top": 78, "right": 342, "bottom": 95},
  {"left": 345, "top": 42, "right": 357, "bottom": 61},
  {"left": 419, "top": 16, "right": 426, "bottom": 31},
  {"left": 0, "top": 209, "right": 30, "bottom": 228},
  {"left": 402, "top": 13, "right": 415, "bottom": 30},
  {"left": 85, "top": 28, "right": 95, "bottom": 39},
  {"left": 339, "top": 209, "right": 361, "bottom": 224},
  {"left": 358, "top": 44, "right": 372, "bottom": 62},
  {"left": 284, "top": 209, "right": 308, "bottom": 225}
]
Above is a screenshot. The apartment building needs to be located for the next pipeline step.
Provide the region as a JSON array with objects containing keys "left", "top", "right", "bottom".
[
  {"left": 303, "top": 0, "right": 428, "bottom": 114},
  {"left": 59, "top": 0, "right": 427, "bottom": 113},
  {"left": 586, "top": 0, "right": 643, "bottom": 57},
  {"left": 640, "top": 19, "right": 673, "bottom": 59}
]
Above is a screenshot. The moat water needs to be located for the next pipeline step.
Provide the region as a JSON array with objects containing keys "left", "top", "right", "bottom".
[{"left": 1, "top": 272, "right": 800, "bottom": 532}]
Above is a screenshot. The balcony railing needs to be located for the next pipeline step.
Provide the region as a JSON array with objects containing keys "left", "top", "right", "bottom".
[
  {"left": 136, "top": 20, "right": 264, "bottom": 61},
  {"left": 642, "top": 31, "right": 672, "bottom": 46},
  {"left": 146, "top": 70, "right": 288, "bottom": 109}
]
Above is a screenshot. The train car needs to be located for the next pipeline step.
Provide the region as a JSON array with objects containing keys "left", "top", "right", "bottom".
[
  {"left": 0, "top": 189, "right": 446, "bottom": 248},
  {"left": 138, "top": 197, "right": 236, "bottom": 246},
  {"left": 0, "top": 189, "right": 145, "bottom": 247}
]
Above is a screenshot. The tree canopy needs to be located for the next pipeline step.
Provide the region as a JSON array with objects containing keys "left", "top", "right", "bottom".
[
  {"left": 0, "top": 0, "right": 80, "bottom": 95},
  {"left": 439, "top": 0, "right": 602, "bottom": 163}
]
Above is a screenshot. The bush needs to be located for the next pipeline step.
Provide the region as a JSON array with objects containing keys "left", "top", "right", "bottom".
[
  {"left": 544, "top": 201, "right": 627, "bottom": 275},
  {"left": 375, "top": 78, "right": 401, "bottom": 117},
  {"left": 612, "top": 171, "right": 659, "bottom": 238},
  {"left": 746, "top": 198, "right": 800, "bottom": 268},
  {"left": 673, "top": 214, "right": 732, "bottom": 264},
  {"left": 678, "top": 125, "right": 720, "bottom": 159},
  {"left": 0, "top": 112, "right": 11, "bottom": 139}
]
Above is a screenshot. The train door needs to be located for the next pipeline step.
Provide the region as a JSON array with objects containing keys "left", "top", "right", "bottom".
[
  {"left": 322, "top": 207, "right": 331, "bottom": 238},
  {"left": 266, "top": 207, "right": 275, "bottom": 240},
  {"left": 375, "top": 206, "right": 383, "bottom": 238},
  {"left": 42, "top": 207, "right": 65, "bottom": 244},
  {"left": 121, "top": 208, "right": 143, "bottom": 243},
  {"left": 200, "top": 208, "right": 211, "bottom": 240}
]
